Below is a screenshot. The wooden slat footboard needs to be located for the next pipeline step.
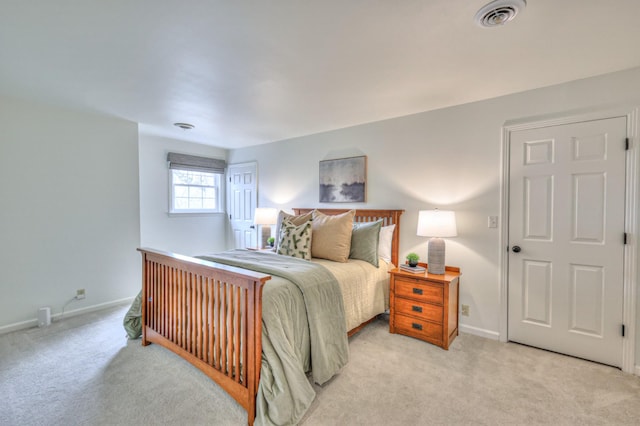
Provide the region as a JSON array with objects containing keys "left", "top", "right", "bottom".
[{"left": 138, "top": 248, "right": 271, "bottom": 426}]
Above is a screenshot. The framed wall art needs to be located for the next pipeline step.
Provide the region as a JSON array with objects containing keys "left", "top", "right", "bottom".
[{"left": 319, "top": 155, "right": 366, "bottom": 203}]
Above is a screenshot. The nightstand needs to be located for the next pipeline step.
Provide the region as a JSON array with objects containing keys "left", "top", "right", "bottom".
[{"left": 389, "top": 263, "right": 461, "bottom": 349}]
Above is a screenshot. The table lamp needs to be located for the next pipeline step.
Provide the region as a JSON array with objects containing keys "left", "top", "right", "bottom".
[
  {"left": 416, "top": 209, "right": 457, "bottom": 274},
  {"left": 254, "top": 207, "right": 278, "bottom": 249}
]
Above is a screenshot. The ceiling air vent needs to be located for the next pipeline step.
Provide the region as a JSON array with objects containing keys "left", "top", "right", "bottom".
[{"left": 474, "top": 0, "right": 526, "bottom": 28}]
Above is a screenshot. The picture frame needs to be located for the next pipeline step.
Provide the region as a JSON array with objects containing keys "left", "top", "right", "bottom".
[{"left": 319, "top": 155, "right": 367, "bottom": 203}]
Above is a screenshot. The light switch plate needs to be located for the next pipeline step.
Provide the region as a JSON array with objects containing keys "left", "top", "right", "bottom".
[{"left": 488, "top": 216, "right": 498, "bottom": 228}]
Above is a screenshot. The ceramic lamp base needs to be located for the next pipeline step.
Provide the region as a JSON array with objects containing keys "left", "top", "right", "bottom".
[{"left": 427, "top": 237, "right": 446, "bottom": 274}]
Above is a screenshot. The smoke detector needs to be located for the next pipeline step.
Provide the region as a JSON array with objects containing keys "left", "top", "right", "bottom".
[{"left": 474, "top": 0, "right": 526, "bottom": 28}]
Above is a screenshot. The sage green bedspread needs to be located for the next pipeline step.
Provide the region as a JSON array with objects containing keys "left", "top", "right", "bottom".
[
  {"left": 198, "top": 250, "right": 349, "bottom": 426},
  {"left": 123, "top": 291, "right": 142, "bottom": 340},
  {"left": 125, "top": 250, "right": 348, "bottom": 425}
]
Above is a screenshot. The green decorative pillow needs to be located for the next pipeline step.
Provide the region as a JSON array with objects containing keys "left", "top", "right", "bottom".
[
  {"left": 349, "top": 219, "right": 383, "bottom": 267},
  {"left": 277, "top": 217, "right": 312, "bottom": 260}
]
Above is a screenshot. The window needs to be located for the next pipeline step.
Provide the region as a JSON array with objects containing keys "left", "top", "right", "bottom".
[
  {"left": 170, "top": 169, "right": 221, "bottom": 213},
  {"left": 167, "top": 152, "right": 226, "bottom": 214}
]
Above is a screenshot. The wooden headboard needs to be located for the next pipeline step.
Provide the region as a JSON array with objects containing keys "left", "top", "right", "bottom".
[{"left": 292, "top": 208, "right": 404, "bottom": 266}]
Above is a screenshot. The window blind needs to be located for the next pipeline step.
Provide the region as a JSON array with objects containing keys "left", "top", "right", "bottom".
[{"left": 167, "top": 152, "right": 226, "bottom": 174}]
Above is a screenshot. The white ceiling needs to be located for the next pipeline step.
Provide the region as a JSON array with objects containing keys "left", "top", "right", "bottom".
[{"left": 2, "top": 1, "right": 640, "bottom": 149}]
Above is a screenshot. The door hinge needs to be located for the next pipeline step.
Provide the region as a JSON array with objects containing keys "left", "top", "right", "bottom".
[
  {"left": 625, "top": 138, "right": 630, "bottom": 150},
  {"left": 624, "top": 233, "right": 628, "bottom": 244},
  {"left": 622, "top": 324, "right": 626, "bottom": 337},
  {"left": 229, "top": 214, "right": 232, "bottom": 220}
]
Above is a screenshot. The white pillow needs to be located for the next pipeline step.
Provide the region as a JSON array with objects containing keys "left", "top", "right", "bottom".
[{"left": 378, "top": 224, "right": 395, "bottom": 263}]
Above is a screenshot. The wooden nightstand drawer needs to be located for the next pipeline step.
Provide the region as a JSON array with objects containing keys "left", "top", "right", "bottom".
[
  {"left": 395, "top": 314, "right": 442, "bottom": 342},
  {"left": 395, "top": 278, "right": 443, "bottom": 305},
  {"left": 395, "top": 298, "right": 443, "bottom": 323},
  {"left": 389, "top": 265, "right": 460, "bottom": 350}
]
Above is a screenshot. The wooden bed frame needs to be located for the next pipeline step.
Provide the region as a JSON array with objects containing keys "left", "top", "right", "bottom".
[{"left": 138, "top": 208, "right": 403, "bottom": 425}]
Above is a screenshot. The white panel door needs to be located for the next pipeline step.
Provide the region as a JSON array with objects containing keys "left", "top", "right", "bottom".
[
  {"left": 508, "top": 117, "right": 627, "bottom": 367},
  {"left": 227, "top": 162, "right": 257, "bottom": 249}
]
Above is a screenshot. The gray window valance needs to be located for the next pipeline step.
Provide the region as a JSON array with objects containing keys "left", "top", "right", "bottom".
[{"left": 167, "top": 152, "right": 226, "bottom": 174}]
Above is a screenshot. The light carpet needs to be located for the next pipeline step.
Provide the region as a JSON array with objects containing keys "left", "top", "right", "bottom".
[{"left": 1, "top": 305, "right": 639, "bottom": 425}]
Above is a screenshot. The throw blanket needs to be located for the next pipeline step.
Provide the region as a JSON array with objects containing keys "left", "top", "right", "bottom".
[
  {"left": 198, "top": 250, "right": 349, "bottom": 425},
  {"left": 123, "top": 291, "right": 142, "bottom": 340}
]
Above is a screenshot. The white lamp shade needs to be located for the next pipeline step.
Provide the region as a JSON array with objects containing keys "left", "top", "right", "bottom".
[
  {"left": 254, "top": 207, "right": 278, "bottom": 225},
  {"left": 416, "top": 210, "right": 457, "bottom": 237}
]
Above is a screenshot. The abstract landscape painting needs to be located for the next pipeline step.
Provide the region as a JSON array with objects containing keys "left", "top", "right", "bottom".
[{"left": 319, "top": 156, "right": 366, "bottom": 203}]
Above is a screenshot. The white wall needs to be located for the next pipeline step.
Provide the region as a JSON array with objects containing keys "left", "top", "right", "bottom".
[
  {"left": 0, "top": 97, "right": 141, "bottom": 331},
  {"left": 138, "top": 134, "right": 228, "bottom": 256},
  {"left": 229, "top": 67, "right": 640, "bottom": 361}
]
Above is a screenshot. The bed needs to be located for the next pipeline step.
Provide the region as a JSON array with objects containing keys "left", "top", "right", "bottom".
[{"left": 137, "top": 208, "right": 403, "bottom": 425}]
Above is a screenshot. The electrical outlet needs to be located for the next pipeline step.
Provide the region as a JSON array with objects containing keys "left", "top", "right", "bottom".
[
  {"left": 461, "top": 304, "right": 470, "bottom": 316},
  {"left": 76, "top": 289, "right": 86, "bottom": 300}
]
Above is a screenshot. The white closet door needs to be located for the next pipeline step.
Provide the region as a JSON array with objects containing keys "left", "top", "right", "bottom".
[{"left": 508, "top": 117, "right": 626, "bottom": 367}]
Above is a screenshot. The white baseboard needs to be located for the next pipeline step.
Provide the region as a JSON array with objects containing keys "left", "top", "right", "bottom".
[
  {"left": 459, "top": 323, "right": 500, "bottom": 341},
  {"left": 52, "top": 296, "right": 135, "bottom": 322},
  {"left": 0, "top": 318, "right": 40, "bottom": 335},
  {"left": 0, "top": 297, "right": 135, "bottom": 335}
]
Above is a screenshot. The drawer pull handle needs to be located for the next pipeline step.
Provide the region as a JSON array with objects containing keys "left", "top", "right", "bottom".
[
  {"left": 412, "top": 323, "right": 423, "bottom": 330},
  {"left": 412, "top": 288, "right": 423, "bottom": 295},
  {"left": 412, "top": 305, "right": 423, "bottom": 313}
]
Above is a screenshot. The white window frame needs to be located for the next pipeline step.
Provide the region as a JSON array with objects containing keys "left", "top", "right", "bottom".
[{"left": 169, "top": 169, "right": 223, "bottom": 215}]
